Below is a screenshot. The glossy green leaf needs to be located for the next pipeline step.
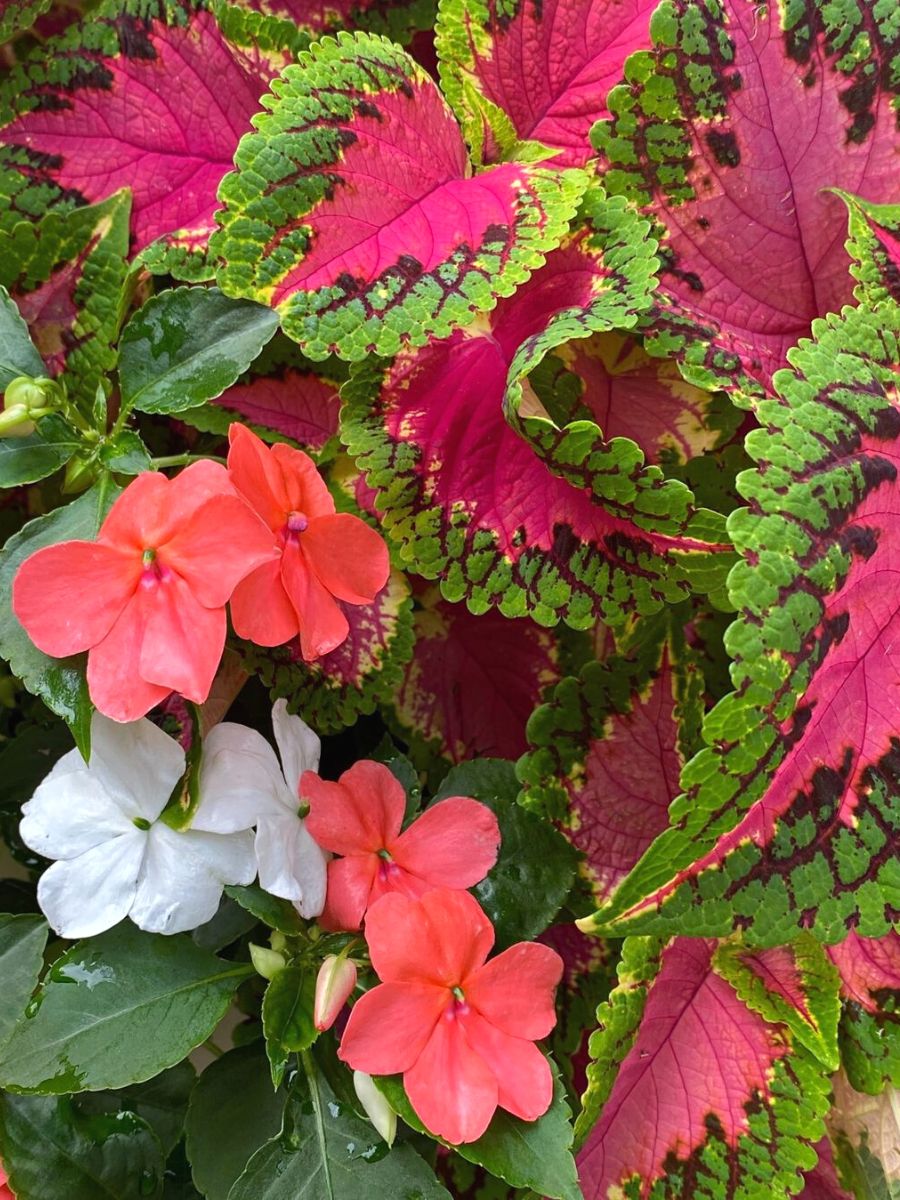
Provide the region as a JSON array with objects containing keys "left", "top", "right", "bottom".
[
  {"left": 79, "top": 1063, "right": 198, "bottom": 1159},
  {"left": 0, "top": 1093, "right": 165, "bottom": 1200},
  {"left": 0, "top": 412, "right": 81, "bottom": 487},
  {"left": 185, "top": 1044, "right": 286, "bottom": 1200},
  {"left": 0, "top": 924, "right": 252, "bottom": 1094},
  {"left": 98, "top": 429, "right": 151, "bottom": 476},
  {"left": 262, "top": 965, "right": 318, "bottom": 1087},
  {"left": 224, "top": 885, "right": 305, "bottom": 937},
  {"left": 0, "top": 284, "right": 44, "bottom": 390},
  {"left": 0, "top": 914, "right": 48, "bottom": 1049},
  {"left": 118, "top": 287, "right": 280, "bottom": 416}
]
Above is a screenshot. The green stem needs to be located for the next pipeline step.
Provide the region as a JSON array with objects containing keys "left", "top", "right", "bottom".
[
  {"left": 203, "top": 1038, "right": 225, "bottom": 1059},
  {"left": 151, "top": 453, "right": 227, "bottom": 469}
]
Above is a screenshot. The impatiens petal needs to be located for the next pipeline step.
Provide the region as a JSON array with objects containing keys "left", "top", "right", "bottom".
[
  {"left": 300, "top": 514, "right": 389, "bottom": 606},
  {"left": 270, "top": 442, "right": 336, "bottom": 519},
  {"left": 20, "top": 769, "right": 135, "bottom": 860},
  {"left": 36, "top": 833, "right": 146, "bottom": 939},
  {"left": 339, "top": 981, "right": 447, "bottom": 1075},
  {"left": 98, "top": 471, "right": 170, "bottom": 549},
  {"left": 271, "top": 697, "right": 321, "bottom": 797},
  {"left": 462, "top": 1010, "right": 554, "bottom": 1122},
  {"left": 465, "top": 942, "right": 563, "bottom": 1040},
  {"left": 255, "top": 813, "right": 328, "bottom": 915},
  {"left": 162, "top": 494, "right": 276, "bottom": 609},
  {"left": 304, "top": 760, "right": 405, "bottom": 856},
  {"left": 13, "top": 540, "right": 139, "bottom": 658},
  {"left": 319, "top": 855, "right": 378, "bottom": 932},
  {"left": 139, "top": 574, "right": 227, "bottom": 705},
  {"left": 130, "top": 823, "right": 256, "bottom": 935},
  {"left": 87, "top": 591, "right": 172, "bottom": 723},
  {"left": 229, "top": 560, "right": 299, "bottom": 648},
  {"left": 364, "top": 889, "right": 495, "bottom": 987},
  {"left": 192, "top": 721, "right": 292, "bottom": 834},
  {"left": 227, "top": 422, "right": 294, "bottom": 530},
  {"left": 392, "top": 797, "right": 500, "bottom": 889},
  {"left": 88, "top": 713, "right": 186, "bottom": 823},
  {"left": 405, "top": 1015, "right": 499, "bottom": 1144},
  {"left": 281, "top": 541, "right": 349, "bottom": 660}
]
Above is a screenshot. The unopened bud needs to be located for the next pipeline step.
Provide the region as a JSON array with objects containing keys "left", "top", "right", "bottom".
[
  {"left": 61, "top": 454, "right": 97, "bottom": 495},
  {"left": 0, "top": 403, "right": 34, "bottom": 437},
  {"left": 1, "top": 375, "right": 61, "bottom": 438},
  {"left": 314, "top": 954, "right": 357, "bottom": 1031},
  {"left": 250, "top": 943, "right": 286, "bottom": 981},
  {"left": 353, "top": 1071, "right": 396, "bottom": 1146}
]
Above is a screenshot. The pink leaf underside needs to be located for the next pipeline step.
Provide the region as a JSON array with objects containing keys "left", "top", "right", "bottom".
[
  {"left": 642, "top": 4, "right": 897, "bottom": 384},
  {"left": 827, "top": 932, "right": 900, "bottom": 1012},
  {"left": 377, "top": 241, "right": 715, "bottom": 563},
  {"left": 394, "top": 587, "right": 559, "bottom": 760},
  {"left": 456, "top": 0, "right": 656, "bottom": 167},
  {"left": 578, "top": 937, "right": 786, "bottom": 1197},
  {"left": 1, "top": 11, "right": 282, "bottom": 253},
  {"left": 547, "top": 332, "right": 723, "bottom": 463},
  {"left": 569, "top": 666, "right": 681, "bottom": 903},
  {"left": 214, "top": 369, "right": 341, "bottom": 449},
  {"left": 14, "top": 250, "right": 86, "bottom": 376},
  {"left": 799, "top": 1140, "right": 854, "bottom": 1200}
]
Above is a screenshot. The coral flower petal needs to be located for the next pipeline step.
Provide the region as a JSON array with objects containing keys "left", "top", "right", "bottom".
[
  {"left": 163, "top": 494, "right": 276, "bottom": 609},
  {"left": 405, "top": 1015, "right": 498, "bottom": 1144},
  {"left": 87, "top": 590, "right": 172, "bottom": 722},
  {"left": 301, "top": 513, "right": 390, "bottom": 605},
  {"left": 271, "top": 441, "right": 336, "bottom": 519},
  {"left": 227, "top": 423, "right": 295, "bottom": 530},
  {"left": 364, "top": 889, "right": 494, "bottom": 987},
  {"left": 339, "top": 981, "right": 447, "bottom": 1075},
  {"left": 320, "top": 855, "right": 378, "bottom": 931},
  {"left": 305, "top": 759, "right": 406, "bottom": 855},
  {"left": 392, "top": 797, "right": 501, "bottom": 889},
  {"left": 281, "top": 540, "right": 349, "bottom": 659},
  {"left": 230, "top": 559, "right": 299, "bottom": 646},
  {"left": 99, "top": 471, "right": 170, "bottom": 548},
  {"left": 463, "top": 1010, "right": 554, "bottom": 1122},
  {"left": 139, "top": 575, "right": 226, "bottom": 703},
  {"left": 13, "top": 540, "right": 140, "bottom": 658},
  {"left": 464, "top": 942, "right": 563, "bottom": 1040}
]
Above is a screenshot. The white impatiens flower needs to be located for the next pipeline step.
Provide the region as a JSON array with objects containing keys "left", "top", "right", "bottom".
[
  {"left": 193, "top": 699, "right": 327, "bottom": 918},
  {"left": 21, "top": 714, "right": 256, "bottom": 939}
]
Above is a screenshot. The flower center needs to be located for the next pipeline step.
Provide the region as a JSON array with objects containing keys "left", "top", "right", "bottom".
[
  {"left": 286, "top": 511, "right": 309, "bottom": 534},
  {"left": 376, "top": 849, "right": 401, "bottom": 883},
  {"left": 445, "top": 986, "right": 469, "bottom": 1019},
  {"left": 132, "top": 817, "right": 152, "bottom": 831},
  {"left": 140, "top": 547, "right": 170, "bottom": 584}
]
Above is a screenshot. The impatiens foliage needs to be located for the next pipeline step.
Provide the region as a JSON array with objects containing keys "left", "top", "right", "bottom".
[{"left": 0, "top": 0, "right": 897, "bottom": 1196}]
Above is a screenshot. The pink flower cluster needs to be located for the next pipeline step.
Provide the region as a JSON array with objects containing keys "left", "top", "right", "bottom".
[
  {"left": 302, "top": 760, "right": 564, "bottom": 1144},
  {"left": 13, "top": 427, "right": 389, "bottom": 721}
]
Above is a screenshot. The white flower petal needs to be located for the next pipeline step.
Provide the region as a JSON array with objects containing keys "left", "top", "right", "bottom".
[
  {"left": 89, "top": 714, "right": 185, "bottom": 822},
  {"left": 21, "top": 770, "right": 135, "bottom": 860},
  {"left": 255, "top": 814, "right": 327, "bottom": 916},
  {"left": 192, "top": 722, "right": 293, "bottom": 833},
  {"left": 272, "top": 700, "right": 320, "bottom": 797},
  {"left": 43, "top": 746, "right": 87, "bottom": 784},
  {"left": 129, "top": 824, "right": 256, "bottom": 935},
  {"left": 36, "top": 833, "right": 146, "bottom": 938}
]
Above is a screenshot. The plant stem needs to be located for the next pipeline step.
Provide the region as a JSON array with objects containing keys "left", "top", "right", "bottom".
[{"left": 151, "top": 453, "right": 227, "bottom": 469}]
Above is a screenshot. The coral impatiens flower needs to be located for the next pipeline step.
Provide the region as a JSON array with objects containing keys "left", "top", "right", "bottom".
[
  {"left": 303, "top": 760, "right": 501, "bottom": 930},
  {"left": 226, "top": 424, "right": 389, "bottom": 659},
  {"left": 13, "top": 462, "right": 276, "bottom": 722},
  {"left": 339, "top": 888, "right": 563, "bottom": 1144}
]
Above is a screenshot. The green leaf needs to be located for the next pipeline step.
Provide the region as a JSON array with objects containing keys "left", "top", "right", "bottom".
[
  {"left": 0, "top": 478, "right": 120, "bottom": 756},
  {"left": 0, "top": 411, "right": 81, "bottom": 487},
  {"left": 79, "top": 1063, "right": 198, "bottom": 1159},
  {"left": 192, "top": 897, "right": 259, "bottom": 954},
  {"left": 0, "top": 0, "right": 53, "bottom": 41},
  {"left": 0, "top": 924, "right": 252, "bottom": 1094},
  {"left": 377, "top": 1064, "right": 580, "bottom": 1200},
  {"left": 224, "top": 885, "right": 305, "bottom": 936},
  {"left": 433, "top": 760, "right": 578, "bottom": 946},
  {"left": 118, "top": 287, "right": 280, "bottom": 415},
  {"left": 0, "top": 1093, "right": 165, "bottom": 1200},
  {"left": 0, "top": 914, "right": 48, "bottom": 1049},
  {"left": 98, "top": 429, "right": 151, "bottom": 475},
  {"left": 185, "top": 1044, "right": 286, "bottom": 1200},
  {"left": 0, "top": 719, "right": 73, "bottom": 807},
  {"left": 0, "top": 283, "right": 44, "bottom": 390},
  {"left": 229, "top": 1059, "right": 451, "bottom": 1200},
  {"left": 262, "top": 965, "right": 318, "bottom": 1087}
]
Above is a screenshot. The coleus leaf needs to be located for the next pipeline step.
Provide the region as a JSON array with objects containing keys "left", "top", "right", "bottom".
[
  {"left": 828, "top": 1072, "right": 900, "bottom": 1200},
  {"left": 242, "top": 568, "right": 414, "bottom": 733},
  {"left": 576, "top": 935, "right": 831, "bottom": 1199},
  {"left": 436, "top": 0, "right": 656, "bottom": 167},
  {"left": 592, "top": 0, "right": 900, "bottom": 396},
  {"left": 798, "top": 1140, "right": 853, "bottom": 1200},
  {"left": 392, "top": 582, "right": 560, "bottom": 766},
  {"left": 0, "top": 0, "right": 54, "bottom": 41},
  {"left": 0, "top": 5, "right": 293, "bottom": 275},
  {"left": 343, "top": 188, "right": 731, "bottom": 628},
  {"left": 829, "top": 932, "right": 900, "bottom": 1094},
  {"left": 212, "top": 30, "right": 587, "bottom": 361},
  {"left": 540, "top": 922, "right": 612, "bottom": 1100},
  {"left": 837, "top": 191, "right": 900, "bottom": 309},
  {"left": 0, "top": 191, "right": 131, "bottom": 406},
  {"left": 579, "top": 303, "right": 900, "bottom": 945}
]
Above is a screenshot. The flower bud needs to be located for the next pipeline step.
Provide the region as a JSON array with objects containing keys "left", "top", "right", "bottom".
[
  {"left": 250, "top": 942, "right": 286, "bottom": 981},
  {"left": 314, "top": 954, "right": 357, "bottom": 1031},
  {"left": 353, "top": 1071, "right": 397, "bottom": 1146},
  {"left": 1, "top": 375, "right": 61, "bottom": 438}
]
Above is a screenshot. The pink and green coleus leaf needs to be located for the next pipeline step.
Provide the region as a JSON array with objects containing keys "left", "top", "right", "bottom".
[
  {"left": 212, "top": 30, "right": 587, "bottom": 361},
  {"left": 436, "top": 0, "right": 655, "bottom": 167},
  {"left": 837, "top": 191, "right": 900, "bottom": 310},
  {"left": 0, "top": 4, "right": 293, "bottom": 277},
  {"left": 392, "top": 582, "right": 560, "bottom": 765},
  {"left": 579, "top": 302, "right": 900, "bottom": 947},
  {"left": 342, "top": 189, "right": 731, "bottom": 627},
  {"left": 829, "top": 932, "right": 900, "bottom": 1094},
  {"left": 0, "top": 0, "right": 53, "bottom": 41},
  {"left": 576, "top": 935, "right": 831, "bottom": 1199},
  {"left": 241, "top": 569, "right": 414, "bottom": 733},
  {"left": 0, "top": 191, "right": 130, "bottom": 407},
  {"left": 592, "top": 0, "right": 900, "bottom": 397}
]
